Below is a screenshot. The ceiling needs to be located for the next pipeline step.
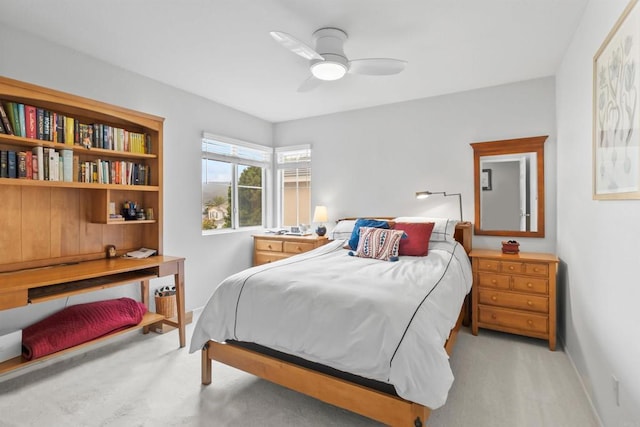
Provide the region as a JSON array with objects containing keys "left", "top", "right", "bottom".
[{"left": 0, "top": 0, "right": 588, "bottom": 123}]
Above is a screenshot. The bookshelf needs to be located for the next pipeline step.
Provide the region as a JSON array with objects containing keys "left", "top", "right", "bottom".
[
  {"left": 0, "top": 76, "right": 186, "bottom": 373},
  {"left": 0, "top": 76, "right": 164, "bottom": 271}
]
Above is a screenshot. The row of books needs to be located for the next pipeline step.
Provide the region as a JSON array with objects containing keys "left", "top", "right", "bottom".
[
  {"left": 0, "top": 147, "right": 151, "bottom": 185},
  {"left": 0, "top": 101, "right": 152, "bottom": 154},
  {"left": 85, "top": 159, "right": 151, "bottom": 186}
]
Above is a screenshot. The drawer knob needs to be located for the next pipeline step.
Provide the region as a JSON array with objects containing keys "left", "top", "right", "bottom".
[
  {"left": 527, "top": 320, "right": 533, "bottom": 325},
  {"left": 527, "top": 301, "right": 533, "bottom": 306},
  {"left": 268, "top": 245, "right": 273, "bottom": 249},
  {"left": 527, "top": 282, "right": 533, "bottom": 288},
  {"left": 297, "top": 246, "right": 302, "bottom": 251},
  {"left": 491, "top": 296, "right": 497, "bottom": 301},
  {"left": 491, "top": 314, "right": 497, "bottom": 319},
  {"left": 509, "top": 266, "right": 515, "bottom": 270},
  {"left": 491, "top": 279, "right": 497, "bottom": 284},
  {"left": 486, "top": 264, "right": 491, "bottom": 268}
]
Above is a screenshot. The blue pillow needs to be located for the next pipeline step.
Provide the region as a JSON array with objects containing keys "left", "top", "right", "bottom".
[{"left": 348, "top": 218, "right": 390, "bottom": 250}]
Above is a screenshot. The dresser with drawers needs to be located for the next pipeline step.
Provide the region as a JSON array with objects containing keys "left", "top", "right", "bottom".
[
  {"left": 470, "top": 249, "right": 559, "bottom": 350},
  {"left": 253, "top": 234, "right": 329, "bottom": 266}
]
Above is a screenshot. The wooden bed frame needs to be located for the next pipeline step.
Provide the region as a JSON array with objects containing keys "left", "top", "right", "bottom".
[{"left": 200, "top": 222, "right": 472, "bottom": 427}]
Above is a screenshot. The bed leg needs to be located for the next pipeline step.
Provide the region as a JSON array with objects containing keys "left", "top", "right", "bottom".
[{"left": 201, "top": 343, "right": 212, "bottom": 385}]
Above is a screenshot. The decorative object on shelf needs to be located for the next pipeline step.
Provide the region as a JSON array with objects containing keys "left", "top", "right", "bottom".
[
  {"left": 501, "top": 240, "right": 520, "bottom": 254},
  {"left": 106, "top": 244, "right": 117, "bottom": 258},
  {"left": 415, "top": 190, "right": 463, "bottom": 221},
  {"left": 145, "top": 208, "right": 154, "bottom": 221},
  {"left": 313, "top": 205, "right": 328, "bottom": 236},
  {"left": 122, "top": 200, "right": 138, "bottom": 220},
  {"left": 593, "top": 0, "right": 640, "bottom": 199}
]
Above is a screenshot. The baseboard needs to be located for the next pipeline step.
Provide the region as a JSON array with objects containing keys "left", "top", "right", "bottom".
[{"left": 559, "top": 335, "right": 605, "bottom": 427}]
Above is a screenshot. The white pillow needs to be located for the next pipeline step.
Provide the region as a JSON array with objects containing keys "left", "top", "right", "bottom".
[
  {"left": 329, "top": 219, "right": 357, "bottom": 240},
  {"left": 393, "top": 217, "right": 458, "bottom": 242}
]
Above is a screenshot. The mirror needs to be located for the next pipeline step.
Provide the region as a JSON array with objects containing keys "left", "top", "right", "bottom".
[{"left": 471, "top": 136, "right": 547, "bottom": 237}]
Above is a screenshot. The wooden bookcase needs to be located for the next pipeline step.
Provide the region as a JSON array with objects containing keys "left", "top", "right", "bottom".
[
  {"left": 0, "top": 76, "right": 164, "bottom": 271},
  {"left": 0, "top": 76, "right": 186, "bottom": 374}
]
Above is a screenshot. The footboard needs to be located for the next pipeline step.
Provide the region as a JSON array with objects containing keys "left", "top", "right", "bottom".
[{"left": 201, "top": 339, "right": 431, "bottom": 427}]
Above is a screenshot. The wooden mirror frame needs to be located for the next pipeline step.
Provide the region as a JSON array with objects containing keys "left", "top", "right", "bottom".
[{"left": 471, "top": 135, "right": 547, "bottom": 237}]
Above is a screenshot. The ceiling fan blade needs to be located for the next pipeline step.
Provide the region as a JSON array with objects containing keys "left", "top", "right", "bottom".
[
  {"left": 348, "top": 58, "right": 407, "bottom": 76},
  {"left": 270, "top": 31, "right": 324, "bottom": 61},
  {"left": 297, "top": 75, "right": 323, "bottom": 92}
]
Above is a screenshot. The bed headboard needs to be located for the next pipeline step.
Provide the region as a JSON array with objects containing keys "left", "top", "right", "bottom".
[{"left": 337, "top": 218, "right": 473, "bottom": 255}]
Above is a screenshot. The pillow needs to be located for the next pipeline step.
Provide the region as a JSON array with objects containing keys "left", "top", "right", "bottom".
[
  {"left": 329, "top": 219, "right": 357, "bottom": 240},
  {"left": 348, "top": 218, "right": 390, "bottom": 249},
  {"left": 353, "top": 227, "right": 403, "bottom": 261},
  {"left": 394, "top": 222, "right": 435, "bottom": 256},
  {"left": 393, "top": 217, "right": 458, "bottom": 242}
]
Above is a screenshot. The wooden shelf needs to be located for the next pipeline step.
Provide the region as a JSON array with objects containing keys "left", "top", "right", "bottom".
[
  {"left": 106, "top": 219, "right": 157, "bottom": 225},
  {"left": 0, "top": 311, "right": 165, "bottom": 375},
  {"left": 0, "top": 177, "right": 159, "bottom": 191},
  {"left": 0, "top": 134, "right": 157, "bottom": 160},
  {"left": 28, "top": 270, "right": 159, "bottom": 304}
]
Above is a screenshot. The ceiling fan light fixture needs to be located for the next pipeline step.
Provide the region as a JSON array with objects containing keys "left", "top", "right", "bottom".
[{"left": 311, "top": 60, "right": 347, "bottom": 81}]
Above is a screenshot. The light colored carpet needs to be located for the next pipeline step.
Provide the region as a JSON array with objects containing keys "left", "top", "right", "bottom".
[{"left": 0, "top": 319, "right": 599, "bottom": 427}]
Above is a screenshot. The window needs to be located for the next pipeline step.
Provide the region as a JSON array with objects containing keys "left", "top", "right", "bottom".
[
  {"left": 201, "top": 134, "right": 271, "bottom": 233},
  {"left": 276, "top": 145, "right": 311, "bottom": 227}
]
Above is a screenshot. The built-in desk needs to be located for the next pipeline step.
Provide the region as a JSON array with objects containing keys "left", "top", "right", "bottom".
[{"left": 0, "top": 255, "right": 185, "bottom": 375}]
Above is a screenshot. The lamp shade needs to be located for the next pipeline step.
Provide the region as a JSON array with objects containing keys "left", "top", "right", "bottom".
[{"left": 312, "top": 205, "right": 328, "bottom": 223}]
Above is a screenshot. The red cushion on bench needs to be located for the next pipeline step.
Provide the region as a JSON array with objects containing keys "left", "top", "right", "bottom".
[{"left": 22, "top": 297, "right": 147, "bottom": 360}]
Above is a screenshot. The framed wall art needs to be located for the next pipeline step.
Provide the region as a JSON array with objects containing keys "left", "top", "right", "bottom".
[{"left": 593, "top": 0, "right": 640, "bottom": 199}]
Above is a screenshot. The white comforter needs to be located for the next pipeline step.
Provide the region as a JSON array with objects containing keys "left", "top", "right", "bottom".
[{"left": 190, "top": 239, "right": 472, "bottom": 409}]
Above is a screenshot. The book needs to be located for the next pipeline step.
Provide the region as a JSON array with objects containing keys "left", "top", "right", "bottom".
[
  {"left": 17, "top": 104, "right": 26, "bottom": 137},
  {"left": 31, "top": 151, "right": 39, "bottom": 180},
  {"left": 25, "top": 105, "right": 37, "bottom": 139},
  {"left": 43, "top": 148, "right": 50, "bottom": 180},
  {"left": 32, "top": 146, "right": 44, "bottom": 180},
  {"left": 0, "top": 118, "right": 4, "bottom": 134},
  {"left": 61, "top": 149, "right": 73, "bottom": 182},
  {"left": 43, "top": 111, "right": 51, "bottom": 141},
  {"left": 26, "top": 151, "right": 33, "bottom": 179},
  {"left": 73, "top": 155, "right": 79, "bottom": 182},
  {"left": 0, "top": 103, "right": 12, "bottom": 135},
  {"left": 56, "top": 113, "right": 65, "bottom": 143},
  {"left": 17, "top": 152, "right": 27, "bottom": 179},
  {"left": 0, "top": 151, "right": 7, "bottom": 178},
  {"left": 6, "top": 102, "right": 19, "bottom": 136},
  {"left": 65, "top": 116, "right": 74, "bottom": 145},
  {"left": 36, "top": 108, "right": 44, "bottom": 139},
  {"left": 8, "top": 151, "right": 17, "bottom": 178}
]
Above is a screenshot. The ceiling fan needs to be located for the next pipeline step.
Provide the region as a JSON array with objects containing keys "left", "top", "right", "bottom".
[{"left": 270, "top": 27, "right": 407, "bottom": 92}]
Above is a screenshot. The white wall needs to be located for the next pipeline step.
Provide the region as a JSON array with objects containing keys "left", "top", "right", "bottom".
[
  {"left": 274, "top": 77, "right": 557, "bottom": 253},
  {"left": 0, "top": 25, "right": 272, "bottom": 331},
  {"left": 556, "top": 0, "right": 640, "bottom": 425}
]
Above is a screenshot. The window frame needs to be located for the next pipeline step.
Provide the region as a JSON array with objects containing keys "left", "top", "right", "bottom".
[
  {"left": 201, "top": 133, "right": 272, "bottom": 234},
  {"left": 275, "top": 145, "right": 312, "bottom": 228}
]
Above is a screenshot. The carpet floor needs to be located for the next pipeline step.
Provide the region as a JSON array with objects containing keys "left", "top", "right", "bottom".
[{"left": 0, "top": 319, "right": 600, "bottom": 426}]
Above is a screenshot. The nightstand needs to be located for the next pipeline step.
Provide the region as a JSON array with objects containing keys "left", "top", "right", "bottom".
[
  {"left": 253, "top": 234, "right": 329, "bottom": 266},
  {"left": 470, "top": 249, "right": 559, "bottom": 350}
]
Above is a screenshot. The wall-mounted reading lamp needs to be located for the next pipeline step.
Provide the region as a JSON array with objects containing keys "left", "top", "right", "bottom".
[{"left": 415, "top": 190, "right": 463, "bottom": 221}]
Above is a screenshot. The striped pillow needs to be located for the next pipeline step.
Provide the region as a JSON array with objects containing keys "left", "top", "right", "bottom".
[{"left": 354, "top": 227, "right": 403, "bottom": 261}]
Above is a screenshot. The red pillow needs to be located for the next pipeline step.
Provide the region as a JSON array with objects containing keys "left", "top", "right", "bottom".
[{"left": 394, "top": 222, "right": 435, "bottom": 256}]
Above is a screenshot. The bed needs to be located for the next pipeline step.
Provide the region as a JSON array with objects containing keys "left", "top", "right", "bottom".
[{"left": 191, "top": 219, "right": 472, "bottom": 427}]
